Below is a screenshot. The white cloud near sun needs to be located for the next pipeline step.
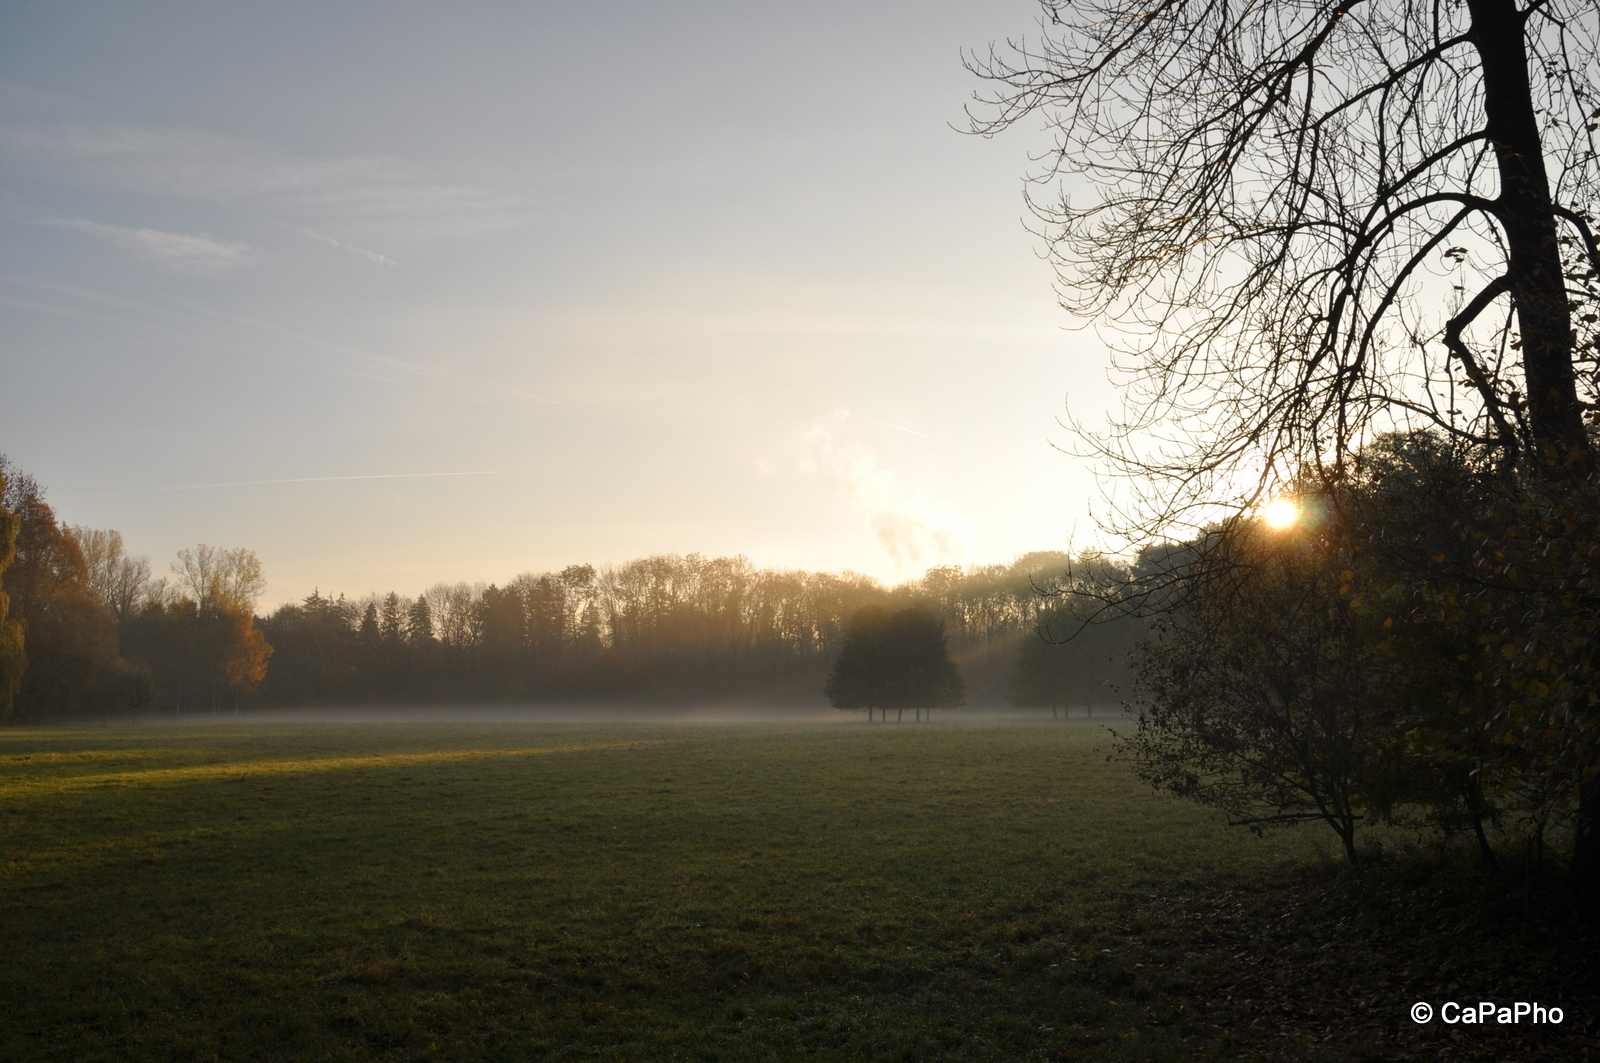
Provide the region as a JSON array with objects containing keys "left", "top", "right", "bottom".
[{"left": 797, "top": 415, "right": 971, "bottom": 573}]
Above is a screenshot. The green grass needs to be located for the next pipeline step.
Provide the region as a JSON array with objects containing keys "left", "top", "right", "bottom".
[{"left": 0, "top": 717, "right": 1321, "bottom": 1062}]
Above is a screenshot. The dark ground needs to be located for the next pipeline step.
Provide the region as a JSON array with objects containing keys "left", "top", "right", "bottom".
[
  {"left": 1115, "top": 857, "right": 1598, "bottom": 1061},
  {"left": 2, "top": 719, "right": 1592, "bottom": 1061}
]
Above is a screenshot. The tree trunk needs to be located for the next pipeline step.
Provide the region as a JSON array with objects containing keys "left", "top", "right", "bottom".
[
  {"left": 1339, "top": 822, "right": 1360, "bottom": 868},
  {"left": 1573, "top": 779, "right": 1600, "bottom": 898},
  {"left": 1465, "top": 770, "right": 1499, "bottom": 872},
  {"left": 1467, "top": 0, "right": 1585, "bottom": 462},
  {"left": 1468, "top": 1, "right": 1597, "bottom": 902}
]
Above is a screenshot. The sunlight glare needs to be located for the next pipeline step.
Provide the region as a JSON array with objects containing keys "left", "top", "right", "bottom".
[{"left": 1261, "top": 498, "right": 1300, "bottom": 530}]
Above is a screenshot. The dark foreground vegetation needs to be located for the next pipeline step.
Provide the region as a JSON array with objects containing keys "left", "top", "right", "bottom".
[
  {"left": 2, "top": 720, "right": 1592, "bottom": 1062},
  {"left": 964, "top": 0, "right": 1600, "bottom": 908},
  {"left": 1109, "top": 431, "right": 1600, "bottom": 885}
]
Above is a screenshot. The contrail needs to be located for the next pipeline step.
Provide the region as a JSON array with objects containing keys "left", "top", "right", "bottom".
[
  {"left": 860, "top": 416, "right": 927, "bottom": 437},
  {"left": 60, "top": 470, "right": 501, "bottom": 501},
  {"left": 289, "top": 224, "right": 396, "bottom": 266}
]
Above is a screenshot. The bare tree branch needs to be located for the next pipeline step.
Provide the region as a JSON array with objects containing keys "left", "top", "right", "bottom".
[{"left": 967, "top": 0, "right": 1599, "bottom": 539}]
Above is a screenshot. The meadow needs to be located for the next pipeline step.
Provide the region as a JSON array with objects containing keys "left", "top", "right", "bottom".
[{"left": 0, "top": 715, "right": 1514, "bottom": 1062}]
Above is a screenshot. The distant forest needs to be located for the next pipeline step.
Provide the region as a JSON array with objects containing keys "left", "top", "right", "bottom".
[{"left": 0, "top": 457, "right": 1138, "bottom": 722}]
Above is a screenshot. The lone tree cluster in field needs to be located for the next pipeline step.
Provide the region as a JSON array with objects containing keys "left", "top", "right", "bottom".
[{"left": 825, "top": 604, "right": 965, "bottom": 722}]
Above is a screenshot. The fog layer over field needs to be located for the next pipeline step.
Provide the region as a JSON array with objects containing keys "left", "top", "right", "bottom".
[{"left": 108, "top": 703, "right": 1130, "bottom": 725}]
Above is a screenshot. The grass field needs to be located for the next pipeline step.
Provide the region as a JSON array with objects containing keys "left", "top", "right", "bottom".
[{"left": 0, "top": 716, "right": 1374, "bottom": 1061}]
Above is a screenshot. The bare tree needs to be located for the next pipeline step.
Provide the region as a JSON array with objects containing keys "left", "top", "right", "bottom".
[
  {"left": 423, "top": 582, "right": 485, "bottom": 649},
  {"left": 171, "top": 544, "right": 220, "bottom": 609},
  {"left": 69, "top": 526, "right": 152, "bottom": 621},
  {"left": 968, "top": 0, "right": 1599, "bottom": 531},
  {"left": 172, "top": 545, "right": 265, "bottom": 614}
]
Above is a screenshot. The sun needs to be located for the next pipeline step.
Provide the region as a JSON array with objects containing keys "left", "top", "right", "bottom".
[{"left": 1261, "top": 498, "right": 1300, "bottom": 529}]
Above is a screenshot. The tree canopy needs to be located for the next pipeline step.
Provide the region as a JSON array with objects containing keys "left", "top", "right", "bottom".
[{"left": 826, "top": 604, "right": 966, "bottom": 721}]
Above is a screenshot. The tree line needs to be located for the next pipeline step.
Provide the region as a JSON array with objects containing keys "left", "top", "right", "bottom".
[
  {"left": 0, "top": 456, "right": 1138, "bottom": 722},
  {"left": 256, "top": 550, "right": 1137, "bottom": 709}
]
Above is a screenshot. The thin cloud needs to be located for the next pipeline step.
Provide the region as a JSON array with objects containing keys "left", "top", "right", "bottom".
[
  {"left": 0, "top": 276, "right": 564, "bottom": 407},
  {"left": 59, "top": 470, "right": 502, "bottom": 501},
  {"left": 40, "top": 217, "right": 250, "bottom": 274},
  {"left": 162, "top": 296, "right": 562, "bottom": 406},
  {"left": 4, "top": 121, "right": 521, "bottom": 241},
  {"left": 798, "top": 419, "right": 970, "bottom": 570}
]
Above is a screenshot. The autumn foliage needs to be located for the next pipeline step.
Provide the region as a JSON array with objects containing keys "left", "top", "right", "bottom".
[{"left": 0, "top": 456, "right": 272, "bottom": 721}]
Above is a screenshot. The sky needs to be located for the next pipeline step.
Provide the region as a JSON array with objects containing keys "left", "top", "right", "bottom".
[{"left": 0, "top": 0, "right": 1120, "bottom": 609}]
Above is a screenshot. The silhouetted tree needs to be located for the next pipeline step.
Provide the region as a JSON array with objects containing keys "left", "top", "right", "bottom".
[
  {"left": 1121, "top": 517, "right": 1398, "bottom": 867},
  {"left": 358, "top": 601, "right": 379, "bottom": 644},
  {"left": 379, "top": 592, "right": 403, "bottom": 644},
  {"left": 969, "top": 0, "right": 1599, "bottom": 503},
  {"left": 405, "top": 595, "right": 434, "bottom": 644},
  {"left": 1117, "top": 433, "right": 1580, "bottom": 869},
  {"left": 256, "top": 590, "right": 359, "bottom": 704},
  {"left": 478, "top": 584, "right": 526, "bottom": 696},
  {"left": 1009, "top": 604, "right": 1139, "bottom": 718},
  {"left": 827, "top": 605, "right": 965, "bottom": 722}
]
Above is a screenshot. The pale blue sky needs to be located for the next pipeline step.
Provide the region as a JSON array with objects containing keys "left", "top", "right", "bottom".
[{"left": 0, "top": 0, "right": 1115, "bottom": 607}]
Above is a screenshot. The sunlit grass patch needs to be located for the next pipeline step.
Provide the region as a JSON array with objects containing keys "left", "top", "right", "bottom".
[
  {"left": 0, "top": 739, "right": 668, "bottom": 799},
  {"left": 0, "top": 719, "right": 1320, "bottom": 1061}
]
